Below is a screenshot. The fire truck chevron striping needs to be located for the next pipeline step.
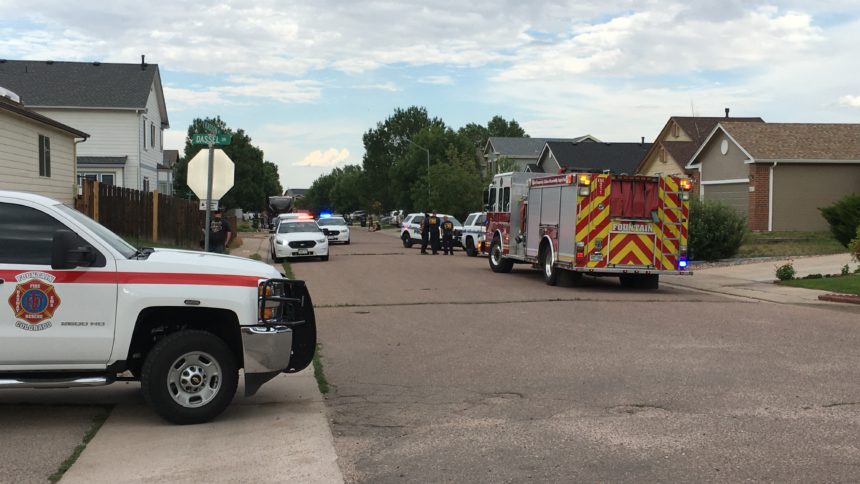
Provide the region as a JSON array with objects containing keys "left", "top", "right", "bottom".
[{"left": 482, "top": 171, "right": 692, "bottom": 289}]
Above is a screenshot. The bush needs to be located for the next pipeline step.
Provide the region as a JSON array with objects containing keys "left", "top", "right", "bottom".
[
  {"left": 849, "top": 226, "right": 860, "bottom": 263},
  {"left": 820, "top": 193, "right": 860, "bottom": 247},
  {"left": 688, "top": 198, "right": 747, "bottom": 261},
  {"left": 776, "top": 262, "right": 796, "bottom": 281}
]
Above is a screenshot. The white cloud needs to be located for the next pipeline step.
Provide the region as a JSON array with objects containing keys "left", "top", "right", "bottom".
[
  {"left": 355, "top": 82, "right": 401, "bottom": 92},
  {"left": 418, "top": 75, "right": 453, "bottom": 85},
  {"left": 293, "top": 148, "right": 350, "bottom": 167},
  {"left": 163, "top": 78, "right": 320, "bottom": 110},
  {"left": 838, "top": 95, "right": 860, "bottom": 108}
]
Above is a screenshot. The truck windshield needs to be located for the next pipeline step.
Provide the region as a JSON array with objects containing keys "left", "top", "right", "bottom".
[{"left": 55, "top": 204, "right": 137, "bottom": 258}]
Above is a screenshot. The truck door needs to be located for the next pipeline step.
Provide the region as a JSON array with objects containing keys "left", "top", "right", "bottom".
[{"left": 0, "top": 200, "right": 117, "bottom": 367}]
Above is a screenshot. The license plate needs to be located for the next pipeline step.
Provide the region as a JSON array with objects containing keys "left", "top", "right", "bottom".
[
  {"left": 590, "top": 253, "right": 604, "bottom": 261},
  {"left": 327, "top": 236, "right": 337, "bottom": 240},
  {"left": 298, "top": 249, "right": 309, "bottom": 255}
]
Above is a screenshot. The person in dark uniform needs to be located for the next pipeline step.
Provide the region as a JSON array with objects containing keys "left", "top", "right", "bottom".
[
  {"left": 204, "top": 210, "right": 232, "bottom": 254},
  {"left": 420, "top": 212, "right": 430, "bottom": 254},
  {"left": 441, "top": 215, "right": 455, "bottom": 255},
  {"left": 427, "top": 210, "right": 441, "bottom": 255}
]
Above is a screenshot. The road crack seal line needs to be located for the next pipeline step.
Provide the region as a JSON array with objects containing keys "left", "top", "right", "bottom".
[
  {"left": 822, "top": 401, "right": 860, "bottom": 408},
  {"left": 607, "top": 403, "right": 670, "bottom": 415},
  {"left": 315, "top": 297, "right": 719, "bottom": 309}
]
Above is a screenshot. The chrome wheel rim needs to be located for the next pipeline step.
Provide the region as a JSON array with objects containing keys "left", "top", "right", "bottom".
[
  {"left": 491, "top": 243, "right": 502, "bottom": 265},
  {"left": 167, "top": 351, "right": 222, "bottom": 408},
  {"left": 545, "top": 255, "right": 553, "bottom": 278}
]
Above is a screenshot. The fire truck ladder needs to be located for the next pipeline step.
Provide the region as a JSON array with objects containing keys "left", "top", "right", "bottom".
[{"left": 657, "top": 178, "right": 684, "bottom": 269}]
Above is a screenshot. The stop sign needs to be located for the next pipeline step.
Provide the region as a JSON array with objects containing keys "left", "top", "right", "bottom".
[{"left": 187, "top": 148, "right": 235, "bottom": 200}]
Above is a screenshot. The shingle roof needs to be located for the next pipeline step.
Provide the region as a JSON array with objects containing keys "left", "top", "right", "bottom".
[
  {"left": 0, "top": 60, "right": 159, "bottom": 111},
  {"left": 672, "top": 116, "right": 763, "bottom": 144},
  {"left": 543, "top": 141, "right": 652, "bottom": 174},
  {"left": 78, "top": 156, "right": 127, "bottom": 166},
  {"left": 721, "top": 122, "right": 860, "bottom": 160},
  {"left": 661, "top": 141, "right": 699, "bottom": 167},
  {"left": 486, "top": 136, "right": 598, "bottom": 158},
  {"left": 0, "top": 94, "right": 88, "bottom": 138}
]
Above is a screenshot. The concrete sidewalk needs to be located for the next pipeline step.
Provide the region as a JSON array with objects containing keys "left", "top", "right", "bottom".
[{"left": 665, "top": 253, "right": 858, "bottom": 305}]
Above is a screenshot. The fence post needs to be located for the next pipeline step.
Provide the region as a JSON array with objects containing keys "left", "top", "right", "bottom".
[
  {"left": 93, "top": 180, "right": 100, "bottom": 222},
  {"left": 152, "top": 191, "right": 159, "bottom": 242}
]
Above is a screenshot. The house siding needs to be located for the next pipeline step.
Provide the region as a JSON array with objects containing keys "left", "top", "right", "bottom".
[
  {"left": 34, "top": 108, "right": 139, "bottom": 188},
  {"left": 699, "top": 134, "right": 749, "bottom": 182},
  {"left": 139, "top": 86, "right": 164, "bottom": 191},
  {"left": 772, "top": 164, "right": 860, "bottom": 231},
  {"left": 0, "top": 110, "right": 78, "bottom": 205},
  {"left": 640, "top": 149, "right": 685, "bottom": 176}
]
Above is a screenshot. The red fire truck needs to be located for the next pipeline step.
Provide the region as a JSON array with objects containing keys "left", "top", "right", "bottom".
[{"left": 482, "top": 171, "right": 693, "bottom": 289}]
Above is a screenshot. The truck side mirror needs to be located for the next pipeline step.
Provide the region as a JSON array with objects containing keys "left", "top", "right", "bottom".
[{"left": 51, "top": 230, "right": 96, "bottom": 270}]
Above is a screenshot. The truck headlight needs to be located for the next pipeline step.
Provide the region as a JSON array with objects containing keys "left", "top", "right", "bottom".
[
  {"left": 316, "top": 238, "right": 327, "bottom": 244},
  {"left": 276, "top": 238, "right": 287, "bottom": 246}
]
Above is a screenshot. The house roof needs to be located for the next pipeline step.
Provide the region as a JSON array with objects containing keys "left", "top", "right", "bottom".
[
  {"left": 0, "top": 94, "right": 89, "bottom": 138},
  {"left": 525, "top": 163, "right": 542, "bottom": 173},
  {"left": 162, "top": 149, "right": 179, "bottom": 168},
  {"left": 541, "top": 141, "right": 652, "bottom": 174},
  {"left": 485, "top": 136, "right": 599, "bottom": 159},
  {"left": 78, "top": 156, "right": 127, "bottom": 166},
  {"left": 0, "top": 59, "right": 168, "bottom": 126},
  {"left": 635, "top": 116, "right": 765, "bottom": 173},
  {"left": 718, "top": 122, "right": 860, "bottom": 161}
]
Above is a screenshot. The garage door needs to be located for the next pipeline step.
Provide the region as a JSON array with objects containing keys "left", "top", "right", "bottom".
[
  {"left": 703, "top": 183, "right": 748, "bottom": 218},
  {"left": 772, "top": 164, "right": 860, "bottom": 231}
]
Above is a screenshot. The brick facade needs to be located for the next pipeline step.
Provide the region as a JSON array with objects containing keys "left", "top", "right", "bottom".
[{"left": 748, "top": 164, "right": 770, "bottom": 231}]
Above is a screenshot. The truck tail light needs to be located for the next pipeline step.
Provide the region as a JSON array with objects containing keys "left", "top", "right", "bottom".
[{"left": 679, "top": 179, "right": 692, "bottom": 191}]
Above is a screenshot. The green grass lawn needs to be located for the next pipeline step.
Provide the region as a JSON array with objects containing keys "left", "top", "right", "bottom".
[
  {"left": 782, "top": 275, "right": 860, "bottom": 295},
  {"left": 737, "top": 231, "right": 846, "bottom": 258}
]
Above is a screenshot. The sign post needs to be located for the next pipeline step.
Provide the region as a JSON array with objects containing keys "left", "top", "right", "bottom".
[{"left": 187, "top": 125, "right": 234, "bottom": 252}]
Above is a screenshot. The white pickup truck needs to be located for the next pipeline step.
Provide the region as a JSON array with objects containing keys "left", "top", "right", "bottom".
[{"left": 0, "top": 191, "right": 316, "bottom": 424}]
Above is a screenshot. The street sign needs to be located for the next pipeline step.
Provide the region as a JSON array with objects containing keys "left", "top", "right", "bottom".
[
  {"left": 187, "top": 149, "right": 235, "bottom": 200},
  {"left": 191, "top": 133, "right": 231, "bottom": 145},
  {"left": 203, "top": 121, "right": 219, "bottom": 134},
  {"left": 199, "top": 199, "right": 219, "bottom": 211}
]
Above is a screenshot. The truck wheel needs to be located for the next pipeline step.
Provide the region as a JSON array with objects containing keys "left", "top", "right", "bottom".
[
  {"left": 489, "top": 237, "right": 513, "bottom": 273},
  {"left": 540, "top": 246, "right": 559, "bottom": 286},
  {"left": 402, "top": 233, "right": 413, "bottom": 248},
  {"left": 465, "top": 238, "right": 477, "bottom": 257},
  {"left": 141, "top": 330, "right": 238, "bottom": 425}
]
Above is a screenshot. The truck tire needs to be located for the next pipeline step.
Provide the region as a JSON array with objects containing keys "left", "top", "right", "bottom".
[
  {"left": 141, "top": 330, "right": 239, "bottom": 425},
  {"left": 540, "top": 245, "right": 559, "bottom": 286},
  {"left": 402, "top": 233, "right": 413, "bottom": 248},
  {"left": 465, "top": 238, "right": 477, "bottom": 257},
  {"left": 489, "top": 237, "right": 513, "bottom": 273}
]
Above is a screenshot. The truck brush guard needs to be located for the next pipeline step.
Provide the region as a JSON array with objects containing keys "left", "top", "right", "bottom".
[{"left": 258, "top": 278, "right": 308, "bottom": 326}]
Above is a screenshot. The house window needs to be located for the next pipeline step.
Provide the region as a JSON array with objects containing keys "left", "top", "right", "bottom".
[
  {"left": 671, "top": 123, "right": 679, "bottom": 138},
  {"left": 160, "top": 128, "right": 164, "bottom": 151},
  {"left": 101, "top": 174, "right": 115, "bottom": 186},
  {"left": 143, "top": 177, "right": 150, "bottom": 192},
  {"left": 142, "top": 117, "right": 148, "bottom": 151},
  {"left": 150, "top": 122, "right": 155, "bottom": 148},
  {"left": 38, "top": 134, "right": 51, "bottom": 177}
]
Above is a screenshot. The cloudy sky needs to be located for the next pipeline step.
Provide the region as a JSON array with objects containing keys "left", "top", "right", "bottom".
[{"left": 2, "top": 1, "right": 858, "bottom": 189}]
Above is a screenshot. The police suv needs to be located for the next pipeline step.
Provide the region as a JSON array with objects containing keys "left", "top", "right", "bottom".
[
  {"left": 0, "top": 191, "right": 316, "bottom": 424},
  {"left": 459, "top": 212, "right": 487, "bottom": 257}
]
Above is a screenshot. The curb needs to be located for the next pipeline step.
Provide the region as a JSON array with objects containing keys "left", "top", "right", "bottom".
[{"left": 818, "top": 293, "right": 860, "bottom": 305}]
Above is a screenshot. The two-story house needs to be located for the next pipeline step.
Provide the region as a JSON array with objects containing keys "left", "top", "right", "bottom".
[
  {"left": 483, "top": 136, "right": 599, "bottom": 174},
  {"left": 0, "top": 89, "right": 89, "bottom": 205},
  {"left": 635, "top": 111, "right": 764, "bottom": 179},
  {"left": 0, "top": 57, "right": 169, "bottom": 191},
  {"left": 535, "top": 140, "right": 652, "bottom": 175}
]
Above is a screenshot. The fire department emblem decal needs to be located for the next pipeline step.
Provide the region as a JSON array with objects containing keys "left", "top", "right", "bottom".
[{"left": 7, "top": 271, "right": 61, "bottom": 331}]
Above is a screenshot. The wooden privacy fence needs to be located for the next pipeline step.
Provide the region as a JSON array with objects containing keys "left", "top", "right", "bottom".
[{"left": 75, "top": 179, "right": 202, "bottom": 247}]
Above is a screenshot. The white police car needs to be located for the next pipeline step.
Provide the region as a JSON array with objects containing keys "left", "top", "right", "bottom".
[
  {"left": 400, "top": 213, "right": 462, "bottom": 248},
  {"left": 317, "top": 215, "right": 350, "bottom": 244},
  {"left": 271, "top": 218, "right": 329, "bottom": 262}
]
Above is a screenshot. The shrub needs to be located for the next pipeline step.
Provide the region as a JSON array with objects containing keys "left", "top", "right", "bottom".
[
  {"left": 775, "top": 262, "right": 796, "bottom": 281},
  {"left": 849, "top": 226, "right": 860, "bottom": 263},
  {"left": 688, "top": 198, "right": 747, "bottom": 261},
  {"left": 820, "top": 193, "right": 860, "bottom": 247},
  {"left": 842, "top": 264, "right": 850, "bottom": 276}
]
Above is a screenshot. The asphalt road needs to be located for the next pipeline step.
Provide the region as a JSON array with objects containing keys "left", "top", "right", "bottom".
[{"left": 296, "top": 228, "right": 860, "bottom": 483}]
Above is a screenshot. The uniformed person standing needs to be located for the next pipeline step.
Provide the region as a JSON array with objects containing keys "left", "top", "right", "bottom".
[
  {"left": 441, "top": 215, "right": 455, "bottom": 255},
  {"left": 420, "top": 212, "right": 430, "bottom": 254},
  {"left": 428, "top": 210, "right": 441, "bottom": 255}
]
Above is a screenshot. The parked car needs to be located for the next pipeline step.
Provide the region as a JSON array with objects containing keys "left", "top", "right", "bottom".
[
  {"left": 348, "top": 210, "right": 367, "bottom": 225},
  {"left": 271, "top": 219, "right": 329, "bottom": 262},
  {"left": 317, "top": 216, "right": 350, "bottom": 244},
  {"left": 459, "top": 211, "right": 487, "bottom": 256},
  {"left": 380, "top": 210, "right": 403, "bottom": 226},
  {"left": 400, "top": 213, "right": 463, "bottom": 248}
]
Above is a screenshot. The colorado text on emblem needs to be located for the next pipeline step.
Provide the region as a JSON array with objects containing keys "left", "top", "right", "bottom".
[{"left": 7, "top": 271, "right": 61, "bottom": 332}]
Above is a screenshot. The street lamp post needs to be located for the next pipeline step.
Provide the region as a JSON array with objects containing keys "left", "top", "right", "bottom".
[{"left": 403, "top": 137, "right": 430, "bottom": 203}]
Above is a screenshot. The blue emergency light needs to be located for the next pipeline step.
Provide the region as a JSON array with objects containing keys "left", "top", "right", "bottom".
[
  {"left": 679, "top": 259, "right": 688, "bottom": 269},
  {"left": 319, "top": 211, "right": 332, "bottom": 218}
]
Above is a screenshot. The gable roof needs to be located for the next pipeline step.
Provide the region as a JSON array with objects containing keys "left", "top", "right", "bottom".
[
  {"left": 484, "top": 135, "right": 599, "bottom": 159},
  {"left": 635, "top": 116, "right": 764, "bottom": 173},
  {"left": 541, "top": 141, "right": 652, "bottom": 174},
  {"left": 0, "top": 59, "right": 168, "bottom": 126},
  {"left": 0, "top": 94, "right": 88, "bottom": 138},
  {"left": 719, "top": 122, "right": 860, "bottom": 161}
]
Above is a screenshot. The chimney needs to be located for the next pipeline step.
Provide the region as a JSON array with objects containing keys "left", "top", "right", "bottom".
[
  {"left": 141, "top": 54, "right": 146, "bottom": 70},
  {"left": 725, "top": 107, "right": 730, "bottom": 118},
  {"left": 641, "top": 136, "right": 644, "bottom": 145}
]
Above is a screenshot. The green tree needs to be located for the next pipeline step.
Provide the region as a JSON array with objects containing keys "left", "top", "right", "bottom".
[
  {"left": 175, "top": 117, "right": 281, "bottom": 211},
  {"left": 487, "top": 115, "right": 527, "bottom": 138}
]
